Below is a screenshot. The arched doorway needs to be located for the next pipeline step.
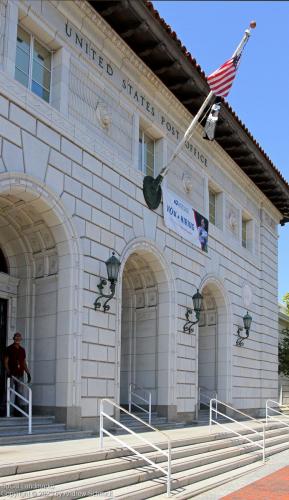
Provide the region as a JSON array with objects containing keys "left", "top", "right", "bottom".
[
  {"left": 119, "top": 243, "right": 176, "bottom": 419},
  {"left": 0, "top": 176, "right": 82, "bottom": 426},
  {"left": 198, "top": 290, "right": 218, "bottom": 394},
  {"left": 0, "top": 248, "right": 9, "bottom": 415},
  {"left": 198, "top": 279, "right": 231, "bottom": 405}
]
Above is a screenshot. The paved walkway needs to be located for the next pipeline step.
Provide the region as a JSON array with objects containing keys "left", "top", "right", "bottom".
[
  {"left": 223, "top": 465, "right": 289, "bottom": 499},
  {"left": 195, "top": 448, "right": 289, "bottom": 500}
]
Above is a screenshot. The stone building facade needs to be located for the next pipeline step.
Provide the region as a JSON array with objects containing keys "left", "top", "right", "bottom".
[{"left": 0, "top": 0, "right": 288, "bottom": 429}]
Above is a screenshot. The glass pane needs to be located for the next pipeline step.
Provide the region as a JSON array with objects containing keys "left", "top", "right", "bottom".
[
  {"left": 15, "top": 26, "right": 30, "bottom": 87},
  {"left": 32, "top": 61, "right": 51, "bottom": 90},
  {"left": 16, "top": 26, "right": 30, "bottom": 55},
  {"left": 15, "top": 67, "right": 29, "bottom": 88},
  {"left": 31, "top": 80, "right": 50, "bottom": 102},
  {"left": 138, "top": 135, "right": 143, "bottom": 172},
  {"left": 33, "top": 39, "right": 51, "bottom": 70},
  {"left": 242, "top": 220, "right": 247, "bottom": 248},
  {"left": 15, "top": 46, "right": 30, "bottom": 75},
  {"left": 209, "top": 191, "right": 216, "bottom": 225},
  {"left": 144, "top": 133, "right": 154, "bottom": 176}
]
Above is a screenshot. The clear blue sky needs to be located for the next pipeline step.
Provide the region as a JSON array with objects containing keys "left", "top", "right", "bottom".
[{"left": 153, "top": 1, "right": 289, "bottom": 301}]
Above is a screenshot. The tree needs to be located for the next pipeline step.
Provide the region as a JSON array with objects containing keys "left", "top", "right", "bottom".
[{"left": 279, "top": 293, "right": 289, "bottom": 376}]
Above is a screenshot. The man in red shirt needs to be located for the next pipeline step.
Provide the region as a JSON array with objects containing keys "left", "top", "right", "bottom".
[{"left": 4, "top": 333, "right": 31, "bottom": 415}]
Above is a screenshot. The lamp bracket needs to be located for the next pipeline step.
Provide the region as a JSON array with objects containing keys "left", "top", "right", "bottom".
[
  {"left": 183, "top": 308, "right": 200, "bottom": 334},
  {"left": 94, "top": 278, "right": 116, "bottom": 312},
  {"left": 236, "top": 326, "right": 249, "bottom": 347}
]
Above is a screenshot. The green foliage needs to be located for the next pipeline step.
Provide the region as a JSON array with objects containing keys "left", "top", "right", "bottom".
[
  {"left": 279, "top": 293, "right": 289, "bottom": 376},
  {"left": 283, "top": 293, "right": 289, "bottom": 313}
]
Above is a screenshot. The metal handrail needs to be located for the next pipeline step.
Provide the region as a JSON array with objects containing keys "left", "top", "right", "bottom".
[
  {"left": 100, "top": 399, "right": 171, "bottom": 496},
  {"left": 210, "top": 398, "right": 265, "bottom": 464},
  {"left": 266, "top": 399, "right": 289, "bottom": 428},
  {"left": 7, "top": 376, "right": 32, "bottom": 434},
  {"left": 129, "top": 383, "right": 152, "bottom": 425}
]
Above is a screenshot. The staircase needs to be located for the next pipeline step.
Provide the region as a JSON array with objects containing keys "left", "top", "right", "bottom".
[
  {"left": 112, "top": 411, "right": 189, "bottom": 434},
  {"left": 196, "top": 407, "right": 231, "bottom": 426},
  {"left": 0, "top": 416, "right": 94, "bottom": 445},
  {"left": 1, "top": 420, "right": 289, "bottom": 498},
  {"left": 280, "top": 404, "right": 289, "bottom": 416}
]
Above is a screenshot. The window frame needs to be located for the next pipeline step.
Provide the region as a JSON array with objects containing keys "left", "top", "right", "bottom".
[
  {"left": 15, "top": 25, "right": 52, "bottom": 104},
  {"left": 209, "top": 189, "right": 216, "bottom": 226},
  {"left": 242, "top": 217, "right": 248, "bottom": 249},
  {"left": 138, "top": 128, "right": 155, "bottom": 177}
]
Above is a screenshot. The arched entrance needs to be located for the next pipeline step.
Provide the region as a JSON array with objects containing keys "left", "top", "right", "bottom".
[
  {"left": 198, "top": 278, "right": 232, "bottom": 404},
  {"left": 118, "top": 242, "right": 177, "bottom": 419},
  {"left": 0, "top": 248, "right": 9, "bottom": 415},
  {"left": 0, "top": 175, "right": 82, "bottom": 426}
]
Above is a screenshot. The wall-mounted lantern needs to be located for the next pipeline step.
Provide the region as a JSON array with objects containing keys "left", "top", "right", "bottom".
[
  {"left": 183, "top": 289, "right": 203, "bottom": 334},
  {"left": 93, "top": 252, "right": 121, "bottom": 312},
  {"left": 236, "top": 311, "right": 252, "bottom": 346}
]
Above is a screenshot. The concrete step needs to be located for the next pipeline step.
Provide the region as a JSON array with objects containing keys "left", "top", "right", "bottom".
[
  {"left": 0, "top": 423, "right": 67, "bottom": 435},
  {"left": 111, "top": 422, "right": 188, "bottom": 435},
  {"left": 85, "top": 440, "right": 289, "bottom": 500},
  {"left": 0, "top": 429, "right": 94, "bottom": 446},
  {"left": 1, "top": 420, "right": 289, "bottom": 499},
  {"left": 1, "top": 430, "right": 286, "bottom": 496},
  {"left": 0, "top": 420, "right": 284, "bottom": 476},
  {"left": 113, "top": 412, "right": 190, "bottom": 434},
  {"left": 0, "top": 431, "right": 248, "bottom": 477},
  {"left": 2, "top": 449, "right": 263, "bottom": 500},
  {"left": 146, "top": 440, "right": 289, "bottom": 500},
  {"left": 0, "top": 433, "right": 271, "bottom": 492},
  {"left": 0, "top": 416, "right": 55, "bottom": 426},
  {"left": 148, "top": 462, "right": 264, "bottom": 500}
]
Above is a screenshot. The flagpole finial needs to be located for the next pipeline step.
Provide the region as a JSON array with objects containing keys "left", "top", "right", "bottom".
[{"left": 250, "top": 21, "right": 256, "bottom": 29}]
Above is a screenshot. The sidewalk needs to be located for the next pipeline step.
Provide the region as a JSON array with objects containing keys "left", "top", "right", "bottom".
[{"left": 195, "top": 447, "right": 289, "bottom": 499}]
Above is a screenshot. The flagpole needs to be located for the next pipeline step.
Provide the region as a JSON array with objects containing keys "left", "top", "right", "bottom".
[
  {"left": 159, "top": 90, "right": 214, "bottom": 178},
  {"left": 143, "top": 21, "right": 256, "bottom": 210}
]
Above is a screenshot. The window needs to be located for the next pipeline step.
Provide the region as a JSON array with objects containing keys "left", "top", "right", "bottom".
[
  {"left": 15, "top": 26, "right": 51, "bottom": 103},
  {"left": 242, "top": 218, "right": 247, "bottom": 248},
  {"left": 138, "top": 129, "right": 155, "bottom": 176},
  {"left": 209, "top": 190, "right": 216, "bottom": 225}
]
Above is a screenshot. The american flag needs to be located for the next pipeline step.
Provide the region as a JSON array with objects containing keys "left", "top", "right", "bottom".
[{"left": 207, "top": 54, "right": 241, "bottom": 98}]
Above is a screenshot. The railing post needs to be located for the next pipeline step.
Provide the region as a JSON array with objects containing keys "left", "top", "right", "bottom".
[
  {"left": 128, "top": 383, "right": 132, "bottom": 413},
  {"left": 6, "top": 377, "right": 10, "bottom": 417},
  {"left": 263, "top": 423, "right": 265, "bottom": 464},
  {"left": 265, "top": 400, "right": 268, "bottom": 425},
  {"left": 215, "top": 395, "right": 218, "bottom": 422},
  {"left": 149, "top": 392, "right": 152, "bottom": 426},
  {"left": 28, "top": 387, "right": 32, "bottom": 434},
  {"left": 167, "top": 440, "right": 171, "bottom": 496},
  {"left": 99, "top": 400, "right": 104, "bottom": 449},
  {"left": 279, "top": 385, "right": 283, "bottom": 406},
  {"left": 209, "top": 398, "right": 212, "bottom": 433}
]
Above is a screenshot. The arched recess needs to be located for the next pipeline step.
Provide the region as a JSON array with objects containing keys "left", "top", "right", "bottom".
[
  {"left": 198, "top": 274, "right": 232, "bottom": 404},
  {"left": 116, "top": 239, "right": 177, "bottom": 420},
  {"left": 0, "top": 174, "right": 82, "bottom": 426}
]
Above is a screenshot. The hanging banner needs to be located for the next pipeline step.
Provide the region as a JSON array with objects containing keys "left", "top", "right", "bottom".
[{"left": 163, "top": 187, "right": 209, "bottom": 252}]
